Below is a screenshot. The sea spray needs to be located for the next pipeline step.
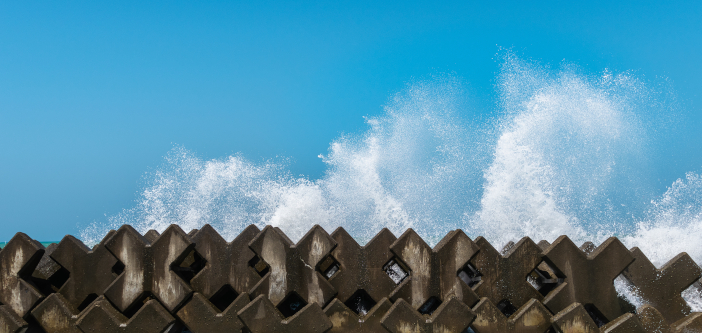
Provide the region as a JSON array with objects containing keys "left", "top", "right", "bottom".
[{"left": 80, "top": 55, "right": 702, "bottom": 310}]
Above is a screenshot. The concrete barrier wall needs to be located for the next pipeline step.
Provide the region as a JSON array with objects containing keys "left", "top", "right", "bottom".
[{"left": 1, "top": 224, "right": 702, "bottom": 333}]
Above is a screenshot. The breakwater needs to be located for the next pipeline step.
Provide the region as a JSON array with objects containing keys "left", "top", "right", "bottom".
[{"left": 1, "top": 224, "right": 701, "bottom": 332}]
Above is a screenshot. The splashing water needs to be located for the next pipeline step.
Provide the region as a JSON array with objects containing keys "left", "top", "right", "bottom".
[{"left": 81, "top": 55, "right": 702, "bottom": 309}]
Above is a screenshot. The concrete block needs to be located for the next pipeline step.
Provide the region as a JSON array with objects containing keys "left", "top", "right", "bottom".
[
  {"left": 0, "top": 305, "right": 27, "bottom": 333},
  {"left": 49, "top": 232, "right": 118, "bottom": 309},
  {"left": 238, "top": 294, "right": 333, "bottom": 333},
  {"left": 0, "top": 233, "right": 45, "bottom": 318},
  {"left": 389, "top": 229, "right": 480, "bottom": 310},
  {"left": 323, "top": 297, "right": 392, "bottom": 333},
  {"left": 248, "top": 225, "right": 337, "bottom": 308},
  {"left": 622, "top": 248, "right": 702, "bottom": 323},
  {"left": 380, "top": 297, "right": 476, "bottom": 333},
  {"left": 543, "top": 236, "right": 634, "bottom": 322},
  {"left": 176, "top": 292, "right": 249, "bottom": 333},
  {"left": 77, "top": 296, "right": 175, "bottom": 333},
  {"left": 470, "top": 297, "right": 552, "bottom": 333},
  {"left": 189, "top": 224, "right": 262, "bottom": 298},
  {"left": 30, "top": 293, "right": 81, "bottom": 333}
]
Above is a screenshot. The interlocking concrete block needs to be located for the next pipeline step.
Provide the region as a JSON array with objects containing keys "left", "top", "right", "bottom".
[
  {"left": 551, "top": 302, "right": 599, "bottom": 333},
  {"left": 0, "top": 233, "right": 45, "bottom": 318},
  {"left": 323, "top": 297, "right": 392, "bottom": 333},
  {"left": 30, "top": 293, "right": 81, "bottom": 333},
  {"left": 190, "top": 224, "right": 261, "bottom": 298},
  {"left": 380, "top": 297, "right": 476, "bottom": 333},
  {"left": 470, "top": 297, "right": 552, "bottom": 333},
  {"left": 599, "top": 313, "right": 645, "bottom": 333},
  {"left": 248, "top": 225, "right": 337, "bottom": 307},
  {"left": 76, "top": 296, "right": 175, "bottom": 333},
  {"left": 543, "top": 236, "right": 634, "bottom": 322},
  {"left": 552, "top": 302, "right": 646, "bottom": 333},
  {"left": 176, "top": 292, "right": 249, "bottom": 333},
  {"left": 327, "top": 227, "right": 397, "bottom": 304},
  {"left": 389, "top": 229, "right": 480, "bottom": 309},
  {"left": 0, "top": 305, "right": 27, "bottom": 333},
  {"left": 672, "top": 312, "right": 702, "bottom": 333},
  {"left": 238, "top": 294, "right": 333, "bottom": 333},
  {"left": 636, "top": 305, "right": 671, "bottom": 333},
  {"left": 470, "top": 237, "right": 544, "bottom": 309},
  {"left": 622, "top": 248, "right": 702, "bottom": 323},
  {"left": 104, "top": 224, "right": 194, "bottom": 313},
  {"left": 50, "top": 232, "right": 118, "bottom": 309}
]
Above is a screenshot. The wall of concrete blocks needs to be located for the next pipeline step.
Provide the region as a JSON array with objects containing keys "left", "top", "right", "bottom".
[{"left": 1, "top": 224, "right": 702, "bottom": 333}]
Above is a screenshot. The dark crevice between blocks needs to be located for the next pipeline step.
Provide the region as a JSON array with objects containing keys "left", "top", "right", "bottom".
[
  {"left": 172, "top": 249, "right": 207, "bottom": 283},
  {"left": 457, "top": 263, "right": 482, "bottom": 288},
  {"left": 123, "top": 292, "right": 158, "bottom": 318},
  {"left": 78, "top": 293, "right": 99, "bottom": 312},
  {"left": 111, "top": 261, "right": 125, "bottom": 278},
  {"left": 276, "top": 291, "right": 307, "bottom": 318},
  {"left": 48, "top": 266, "right": 70, "bottom": 290},
  {"left": 383, "top": 258, "right": 409, "bottom": 285},
  {"left": 496, "top": 299, "right": 518, "bottom": 317},
  {"left": 209, "top": 284, "right": 239, "bottom": 312},
  {"left": 344, "top": 289, "right": 376, "bottom": 316},
  {"left": 318, "top": 255, "right": 340, "bottom": 279},
  {"left": 418, "top": 296, "right": 442, "bottom": 315},
  {"left": 584, "top": 303, "right": 608, "bottom": 327},
  {"left": 248, "top": 255, "right": 269, "bottom": 277},
  {"left": 526, "top": 261, "right": 564, "bottom": 296}
]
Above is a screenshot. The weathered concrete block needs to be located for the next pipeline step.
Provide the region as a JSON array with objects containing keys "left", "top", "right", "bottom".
[
  {"left": 176, "top": 292, "right": 249, "bottom": 333},
  {"left": 50, "top": 231, "right": 118, "bottom": 309},
  {"left": 552, "top": 302, "right": 646, "bottom": 333},
  {"left": 470, "top": 297, "right": 553, "bottom": 333},
  {"left": 543, "top": 236, "right": 634, "bottom": 323},
  {"left": 622, "top": 248, "right": 702, "bottom": 323},
  {"left": 672, "top": 312, "right": 702, "bottom": 333},
  {"left": 77, "top": 296, "right": 175, "bottom": 333},
  {"left": 248, "top": 225, "right": 337, "bottom": 308},
  {"left": 189, "top": 224, "right": 262, "bottom": 298},
  {"left": 380, "top": 297, "right": 476, "bottom": 333},
  {"left": 0, "top": 305, "right": 27, "bottom": 333},
  {"left": 238, "top": 294, "right": 333, "bottom": 333},
  {"left": 323, "top": 297, "right": 392, "bottom": 333},
  {"left": 470, "top": 237, "right": 545, "bottom": 311},
  {"left": 0, "top": 233, "right": 45, "bottom": 318},
  {"left": 104, "top": 224, "right": 194, "bottom": 313},
  {"left": 327, "top": 227, "right": 397, "bottom": 305},
  {"left": 636, "top": 305, "right": 671, "bottom": 333},
  {"left": 30, "top": 293, "right": 81, "bottom": 333},
  {"left": 389, "top": 229, "right": 480, "bottom": 310}
]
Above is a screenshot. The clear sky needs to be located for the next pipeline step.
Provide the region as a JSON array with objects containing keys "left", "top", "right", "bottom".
[{"left": 1, "top": 1, "right": 701, "bottom": 241}]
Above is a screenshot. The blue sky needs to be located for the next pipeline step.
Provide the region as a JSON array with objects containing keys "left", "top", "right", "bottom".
[{"left": 1, "top": 1, "right": 701, "bottom": 241}]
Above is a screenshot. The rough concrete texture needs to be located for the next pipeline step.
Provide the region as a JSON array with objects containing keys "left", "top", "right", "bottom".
[
  {"left": 380, "top": 297, "right": 476, "bottom": 333},
  {"left": 176, "top": 292, "right": 250, "bottom": 333},
  {"left": 470, "top": 236, "right": 545, "bottom": 310},
  {"left": 190, "top": 224, "right": 262, "bottom": 298},
  {"left": 0, "top": 233, "right": 45, "bottom": 318},
  {"left": 672, "top": 312, "right": 702, "bottom": 333},
  {"left": 77, "top": 296, "right": 175, "bottom": 333},
  {"left": 543, "top": 236, "right": 634, "bottom": 322},
  {"left": 238, "top": 294, "right": 332, "bottom": 333},
  {"left": 104, "top": 224, "right": 194, "bottom": 313},
  {"left": 622, "top": 247, "right": 702, "bottom": 323},
  {"left": 50, "top": 232, "right": 118, "bottom": 309},
  {"left": 0, "top": 304, "right": 27, "bottom": 333},
  {"left": 327, "top": 227, "right": 397, "bottom": 304},
  {"left": 389, "top": 229, "right": 480, "bottom": 309},
  {"left": 470, "top": 297, "right": 552, "bottom": 333},
  {"left": 552, "top": 302, "right": 647, "bottom": 333},
  {"left": 30, "top": 293, "right": 81, "bottom": 333},
  {"left": 324, "top": 297, "right": 393, "bottom": 333},
  {"left": 248, "top": 225, "right": 337, "bottom": 307},
  {"left": 2, "top": 225, "right": 702, "bottom": 332}
]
